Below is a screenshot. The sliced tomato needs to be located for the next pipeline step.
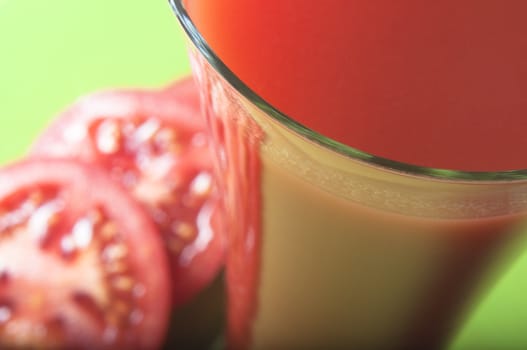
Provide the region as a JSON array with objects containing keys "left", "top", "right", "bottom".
[
  {"left": 0, "top": 159, "right": 171, "bottom": 349},
  {"left": 31, "top": 77, "right": 225, "bottom": 307}
]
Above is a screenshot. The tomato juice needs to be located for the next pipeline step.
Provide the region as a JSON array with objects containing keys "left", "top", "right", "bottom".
[
  {"left": 187, "top": 0, "right": 527, "bottom": 172},
  {"left": 177, "top": 1, "right": 527, "bottom": 349}
]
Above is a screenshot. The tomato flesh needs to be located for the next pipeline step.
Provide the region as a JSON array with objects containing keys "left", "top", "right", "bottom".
[
  {"left": 0, "top": 159, "right": 171, "bottom": 349},
  {"left": 31, "top": 77, "right": 225, "bottom": 306}
]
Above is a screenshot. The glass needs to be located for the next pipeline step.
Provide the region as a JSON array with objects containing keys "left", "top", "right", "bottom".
[{"left": 170, "top": 1, "right": 527, "bottom": 348}]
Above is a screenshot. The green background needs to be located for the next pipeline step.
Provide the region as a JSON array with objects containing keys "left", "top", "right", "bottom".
[{"left": 0, "top": 1, "right": 526, "bottom": 348}]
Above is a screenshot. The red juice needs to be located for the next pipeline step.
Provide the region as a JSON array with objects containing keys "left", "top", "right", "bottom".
[
  {"left": 180, "top": 1, "right": 527, "bottom": 349},
  {"left": 188, "top": 0, "right": 527, "bottom": 171}
]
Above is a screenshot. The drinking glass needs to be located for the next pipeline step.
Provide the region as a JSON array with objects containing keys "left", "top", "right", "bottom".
[{"left": 170, "top": 1, "right": 527, "bottom": 348}]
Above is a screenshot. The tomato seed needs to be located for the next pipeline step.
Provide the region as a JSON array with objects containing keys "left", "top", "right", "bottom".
[
  {"left": 105, "top": 261, "right": 127, "bottom": 275},
  {"left": 28, "top": 200, "right": 63, "bottom": 243},
  {"left": 131, "top": 119, "right": 160, "bottom": 147},
  {"left": 0, "top": 200, "right": 33, "bottom": 232},
  {"left": 101, "top": 243, "right": 127, "bottom": 261},
  {"left": 96, "top": 119, "right": 122, "bottom": 154},
  {"left": 60, "top": 235, "right": 76, "bottom": 256},
  {"left": 71, "top": 217, "right": 94, "bottom": 249},
  {"left": 172, "top": 222, "right": 196, "bottom": 242},
  {"left": 168, "top": 142, "right": 183, "bottom": 155},
  {"left": 154, "top": 128, "right": 180, "bottom": 154},
  {"left": 111, "top": 276, "right": 134, "bottom": 291},
  {"left": 112, "top": 300, "right": 131, "bottom": 317},
  {"left": 99, "top": 222, "right": 118, "bottom": 241},
  {"left": 190, "top": 172, "right": 212, "bottom": 197},
  {"left": 156, "top": 127, "right": 178, "bottom": 144}
]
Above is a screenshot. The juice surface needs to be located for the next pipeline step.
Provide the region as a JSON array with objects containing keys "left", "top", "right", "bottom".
[{"left": 187, "top": 0, "right": 527, "bottom": 172}]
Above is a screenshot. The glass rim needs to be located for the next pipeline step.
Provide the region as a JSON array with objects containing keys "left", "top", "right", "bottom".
[{"left": 169, "top": 0, "right": 527, "bottom": 182}]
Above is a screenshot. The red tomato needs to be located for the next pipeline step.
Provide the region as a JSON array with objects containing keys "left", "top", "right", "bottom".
[
  {"left": 0, "top": 159, "right": 171, "bottom": 349},
  {"left": 31, "top": 77, "right": 225, "bottom": 307}
]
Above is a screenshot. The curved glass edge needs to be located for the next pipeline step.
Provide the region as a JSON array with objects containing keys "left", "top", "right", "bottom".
[{"left": 169, "top": 0, "right": 527, "bottom": 182}]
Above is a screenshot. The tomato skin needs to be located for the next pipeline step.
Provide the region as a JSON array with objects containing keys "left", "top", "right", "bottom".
[
  {"left": 30, "top": 77, "right": 225, "bottom": 307},
  {"left": 0, "top": 159, "right": 171, "bottom": 349}
]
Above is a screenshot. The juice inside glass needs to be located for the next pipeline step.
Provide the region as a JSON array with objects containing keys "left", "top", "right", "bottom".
[{"left": 171, "top": 1, "right": 527, "bottom": 348}]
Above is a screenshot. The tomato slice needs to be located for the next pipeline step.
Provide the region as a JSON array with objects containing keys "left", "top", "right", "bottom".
[
  {"left": 0, "top": 159, "right": 171, "bottom": 349},
  {"left": 31, "top": 77, "right": 225, "bottom": 307}
]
